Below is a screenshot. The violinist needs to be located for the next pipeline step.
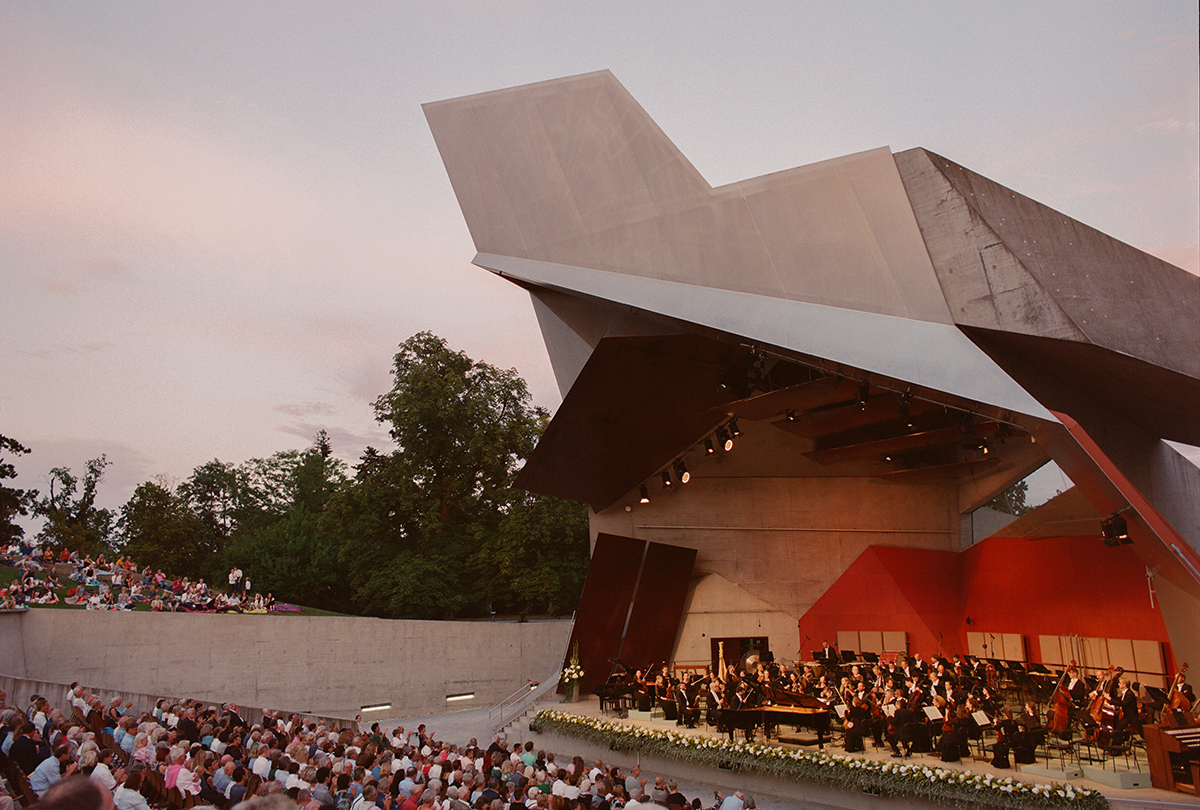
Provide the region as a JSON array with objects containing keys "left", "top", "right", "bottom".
[
  {"left": 839, "top": 676, "right": 855, "bottom": 707},
  {"left": 886, "top": 690, "right": 915, "bottom": 758},
  {"left": 843, "top": 697, "right": 870, "bottom": 753},
  {"left": 1019, "top": 701, "right": 1046, "bottom": 747},
  {"left": 991, "top": 709, "right": 1020, "bottom": 769},
  {"left": 937, "top": 706, "right": 970, "bottom": 762},
  {"left": 634, "top": 669, "right": 653, "bottom": 712}
]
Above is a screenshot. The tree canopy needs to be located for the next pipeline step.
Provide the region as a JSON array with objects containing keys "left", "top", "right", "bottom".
[
  {"left": 0, "top": 434, "right": 36, "bottom": 544},
  {"left": 32, "top": 455, "right": 114, "bottom": 556},
  {"left": 324, "top": 332, "right": 588, "bottom": 618},
  {"left": 14, "top": 333, "right": 591, "bottom": 619}
]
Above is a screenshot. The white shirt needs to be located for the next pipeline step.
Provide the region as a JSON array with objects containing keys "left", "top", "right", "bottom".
[
  {"left": 90, "top": 762, "right": 117, "bottom": 791},
  {"left": 252, "top": 756, "right": 271, "bottom": 778}
]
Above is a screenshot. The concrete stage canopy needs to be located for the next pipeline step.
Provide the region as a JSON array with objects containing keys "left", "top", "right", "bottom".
[{"left": 425, "top": 71, "right": 1200, "bottom": 690}]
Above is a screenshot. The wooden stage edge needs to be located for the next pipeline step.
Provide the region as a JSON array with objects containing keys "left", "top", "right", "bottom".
[{"left": 525, "top": 697, "right": 1200, "bottom": 810}]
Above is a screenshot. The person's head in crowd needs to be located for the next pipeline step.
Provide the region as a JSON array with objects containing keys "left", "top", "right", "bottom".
[{"left": 34, "top": 775, "right": 113, "bottom": 810}]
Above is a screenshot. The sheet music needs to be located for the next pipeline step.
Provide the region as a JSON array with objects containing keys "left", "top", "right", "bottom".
[
  {"left": 923, "top": 706, "right": 943, "bottom": 721},
  {"left": 834, "top": 704, "right": 847, "bottom": 718},
  {"left": 883, "top": 704, "right": 896, "bottom": 717},
  {"left": 972, "top": 711, "right": 992, "bottom": 727}
]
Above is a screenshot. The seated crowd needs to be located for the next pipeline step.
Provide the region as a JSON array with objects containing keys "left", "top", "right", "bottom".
[
  {"left": 1, "top": 544, "right": 277, "bottom": 614},
  {"left": 0, "top": 685, "right": 759, "bottom": 810}
]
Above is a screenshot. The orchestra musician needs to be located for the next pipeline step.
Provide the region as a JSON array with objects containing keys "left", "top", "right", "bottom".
[
  {"left": 843, "top": 697, "right": 870, "bottom": 753},
  {"left": 675, "top": 676, "right": 701, "bottom": 728},
  {"left": 1110, "top": 678, "right": 1141, "bottom": 742},
  {"left": 886, "top": 690, "right": 915, "bottom": 757}
]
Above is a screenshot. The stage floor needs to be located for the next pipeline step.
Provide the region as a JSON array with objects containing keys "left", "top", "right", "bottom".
[{"left": 546, "top": 696, "right": 1200, "bottom": 809}]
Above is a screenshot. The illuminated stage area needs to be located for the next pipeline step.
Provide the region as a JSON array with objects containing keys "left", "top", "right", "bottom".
[
  {"left": 426, "top": 71, "right": 1200, "bottom": 800},
  {"left": 531, "top": 696, "right": 1193, "bottom": 809}
]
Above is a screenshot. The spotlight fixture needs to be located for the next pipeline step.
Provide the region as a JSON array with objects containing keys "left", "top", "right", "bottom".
[
  {"left": 661, "top": 470, "right": 673, "bottom": 488},
  {"left": 638, "top": 484, "right": 650, "bottom": 504},
  {"left": 980, "top": 440, "right": 989, "bottom": 455},
  {"left": 1101, "top": 512, "right": 1131, "bottom": 546},
  {"left": 717, "top": 371, "right": 730, "bottom": 390},
  {"left": 728, "top": 417, "right": 741, "bottom": 437},
  {"left": 883, "top": 455, "right": 893, "bottom": 463},
  {"left": 785, "top": 410, "right": 797, "bottom": 422},
  {"left": 716, "top": 427, "right": 733, "bottom": 451},
  {"left": 673, "top": 458, "right": 691, "bottom": 484},
  {"left": 857, "top": 380, "right": 870, "bottom": 410},
  {"left": 704, "top": 438, "right": 715, "bottom": 455}
]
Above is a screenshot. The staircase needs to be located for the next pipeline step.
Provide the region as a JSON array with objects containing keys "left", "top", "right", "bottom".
[{"left": 489, "top": 669, "right": 561, "bottom": 738}]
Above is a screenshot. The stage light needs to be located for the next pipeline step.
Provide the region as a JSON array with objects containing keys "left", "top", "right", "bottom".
[
  {"left": 785, "top": 410, "right": 797, "bottom": 422},
  {"left": 728, "top": 418, "right": 741, "bottom": 437},
  {"left": 717, "top": 371, "right": 729, "bottom": 390},
  {"left": 857, "top": 380, "right": 870, "bottom": 410},
  {"left": 673, "top": 458, "right": 691, "bottom": 484},
  {"left": 704, "top": 438, "right": 715, "bottom": 455},
  {"left": 883, "top": 455, "right": 893, "bottom": 463},
  {"left": 661, "top": 470, "right": 673, "bottom": 488},
  {"left": 360, "top": 703, "right": 392, "bottom": 712},
  {"left": 716, "top": 427, "right": 733, "bottom": 451},
  {"left": 980, "top": 441, "right": 989, "bottom": 455},
  {"left": 1102, "top": 512, "right": 1130, "bottom": 546},
  {"left": 638, "top": 484, "right": 650, "bottom": 504},
  {"left": 445, "top": 693, "right": 475, "bottom": 703}
]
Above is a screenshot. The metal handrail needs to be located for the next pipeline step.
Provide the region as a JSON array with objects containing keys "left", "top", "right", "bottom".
[{"left": 489, "top": 669, "right": 561, "bottom": 732}]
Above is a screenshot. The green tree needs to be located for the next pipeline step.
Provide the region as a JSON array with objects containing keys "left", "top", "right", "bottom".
[
  {"left": 986, "top": 479, "right": 1032, "bottom": 517},
  {"left": 0, "top": 434, "right": 36, "bottom": 544},
  {"left": 225, "top": 506, "right": 348, "bottom": 609},
  {"left": 325, "top": 332, "right": 589, "bottom": 618},
  {"left": 483, "top": 487, "right": 590, "bottom": 615},
  {"left": 224, "top": 432, "right": 349, "bottom": 606},
  {"left": 116, "top": 478, "right": 214, "bottom": 579},
  {"left": 32, "top": 455, "right": 114, "bottom": 555},
  {"left": 180, "top": 459, "right": 246, "bottom": 542}
]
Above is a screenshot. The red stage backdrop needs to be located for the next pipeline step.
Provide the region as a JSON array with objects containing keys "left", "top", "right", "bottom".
[{"left": 798, "top": 534, "right": 1171, "bottom": 666}]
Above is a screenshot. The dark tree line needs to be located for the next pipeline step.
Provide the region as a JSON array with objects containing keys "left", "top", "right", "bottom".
[{"left": 1, "top": 333, "right": 591, "bottom": 618}]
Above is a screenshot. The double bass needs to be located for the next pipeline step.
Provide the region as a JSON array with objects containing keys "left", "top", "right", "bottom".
[
  {"left": 1164, "top": 663, "right": 1192, "bottom": 727},
  {"left": 1047, "top": 660, "right": 1076, "bottom": 735}
]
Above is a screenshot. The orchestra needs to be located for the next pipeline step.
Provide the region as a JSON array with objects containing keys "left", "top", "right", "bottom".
[{"left": 593, "top": 644, "right": 1198, "bottom": 778}]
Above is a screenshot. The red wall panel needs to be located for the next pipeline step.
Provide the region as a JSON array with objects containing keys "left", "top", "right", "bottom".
[{"left": 797, "top": 535, "right": 1170, "bottom": 667}]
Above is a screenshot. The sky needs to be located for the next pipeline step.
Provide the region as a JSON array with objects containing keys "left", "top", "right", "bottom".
[{"left": 2, "top": 1, "right": 1198, "bottom": 523}]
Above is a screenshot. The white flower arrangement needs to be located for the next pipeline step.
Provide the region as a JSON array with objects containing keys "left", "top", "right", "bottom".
[
  {"left": 563, "top": 663, "right": 585, "bottom": 681},
  {"left": 529, "top": 710, "right": 1109, "bottom": 810}
]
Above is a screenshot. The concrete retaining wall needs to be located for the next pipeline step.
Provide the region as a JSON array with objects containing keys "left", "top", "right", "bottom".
[{"left": 0, "top": 610, "right": 571, "bottom": 718}]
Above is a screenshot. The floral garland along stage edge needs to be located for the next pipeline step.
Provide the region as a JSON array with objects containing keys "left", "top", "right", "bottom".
[{"left": 529, "top": 711, "right": 1109, "bottom": 810}]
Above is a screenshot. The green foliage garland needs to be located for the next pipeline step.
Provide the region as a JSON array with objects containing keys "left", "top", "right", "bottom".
[{"left": 529, "top": 711, "right": 1108, "bottom": 810}]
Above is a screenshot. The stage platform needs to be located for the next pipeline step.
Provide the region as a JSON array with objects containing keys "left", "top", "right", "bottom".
[{"left": 529, "top": 696, "right": 1200, "bottom": 810}]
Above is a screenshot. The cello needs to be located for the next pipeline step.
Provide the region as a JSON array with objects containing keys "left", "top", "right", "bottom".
[
  {"left": 1047, "top": 660, "right": 1075, "bottom": 735},
  {"left": 1087, "top": 665, "right": 1122, "bottom": 746}
]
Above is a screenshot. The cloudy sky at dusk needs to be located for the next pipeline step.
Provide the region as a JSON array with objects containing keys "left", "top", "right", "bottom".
[{"left": 2, "top": 1, "right": 1197, "bottom": 520}]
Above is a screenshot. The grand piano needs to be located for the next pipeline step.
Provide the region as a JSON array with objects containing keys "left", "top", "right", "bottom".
[
  {"left": 594, "top": 658, "right": 638, "bottom": 714},
  {"left": 1144, "top": 721, "right": 1200, "bottom": 794},
  {"left": 717, "top": 677, "right": 832, "bottom": 749}
]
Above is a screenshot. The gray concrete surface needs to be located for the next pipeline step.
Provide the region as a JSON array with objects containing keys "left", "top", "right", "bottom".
[{"left": 0, "top": 609, "right": 570, "bottom": 717}]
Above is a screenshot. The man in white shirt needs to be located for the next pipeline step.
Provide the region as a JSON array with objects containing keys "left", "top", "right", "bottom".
[{"left": 250, "top": 745, "right": 272, "bottom": 779}]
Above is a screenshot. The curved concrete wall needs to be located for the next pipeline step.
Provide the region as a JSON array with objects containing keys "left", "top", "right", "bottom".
[{"left": 0, "top": 610, "right": 571, "bottom": 718}]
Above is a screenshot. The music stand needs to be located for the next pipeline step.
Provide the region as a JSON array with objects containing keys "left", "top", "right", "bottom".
[
  {"left": 841, "top": 650, "right": 857, "bottom": 664},
  {"left": 860, "top": 652, "right": 879, "bottom": 664}
]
